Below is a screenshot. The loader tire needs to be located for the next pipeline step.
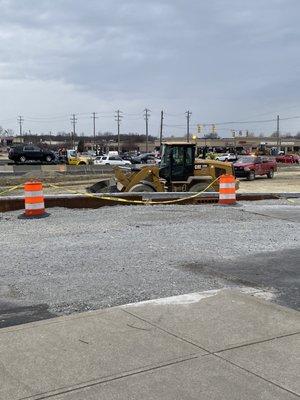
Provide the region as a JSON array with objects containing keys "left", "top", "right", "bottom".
[
  {"left": 128, "top": 184, "right": 156, "bottom": 192},
  {"left": 189, "top": 182, "right": 216, "bottom": 192}
]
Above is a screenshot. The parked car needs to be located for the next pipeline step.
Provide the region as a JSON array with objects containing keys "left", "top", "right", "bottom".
[
  {"left": 275, "top": 154, "right": 299, "bottom": 164},
  {"left": 8, "top": 145, "right": 55, "bottom": 164},
  {"left": 233, "top": 156, "right": 277, "bottom": 180},
  {"left": 94, "top": 154, "right": 131, "bottom": 166},
  {"left": 131, "top": 153, "right": 157, "bottom": 164},
  {"left": 120, "top": 153, "right": 135, "bottom": 163},
  {"left": 216, "top": 153, "right": 238, "bottom": 162}
]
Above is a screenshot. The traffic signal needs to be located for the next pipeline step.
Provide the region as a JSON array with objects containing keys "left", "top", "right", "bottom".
[{"left": 197, "top": 124, "right": 202, "bottom": 134}]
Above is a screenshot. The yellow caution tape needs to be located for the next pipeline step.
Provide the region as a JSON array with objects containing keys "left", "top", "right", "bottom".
[
  {"left": 0, "top": 184, "right": 23, "bottom": 196},
  {"left": 49, "top": 177, "right": 220, "bottom": 205}
]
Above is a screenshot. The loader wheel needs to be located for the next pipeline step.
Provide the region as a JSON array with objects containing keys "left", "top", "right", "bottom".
[
  {"left": 128, "top": 184, "right": 156, "bottom": 192},
  {"left": 189, "top": 182, "right": 216, "bottom": 192}
]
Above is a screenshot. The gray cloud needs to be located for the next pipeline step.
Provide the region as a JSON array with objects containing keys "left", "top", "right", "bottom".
[{"left": 0, "top": 0, "right": 299, "bottom": 135}]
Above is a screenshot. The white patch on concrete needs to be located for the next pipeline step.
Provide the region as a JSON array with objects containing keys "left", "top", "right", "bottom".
[
  {"left": 127, "top": 289, "right": 221, "bottom": 307},
  {"left": 239, "top": 287, "right": 277, "bottom": 301},
  {"left": 125, "top": 287, "right": 277, "bottom": 307}
]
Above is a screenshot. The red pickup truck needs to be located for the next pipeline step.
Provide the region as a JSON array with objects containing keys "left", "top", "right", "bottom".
[{"left": 233, "top": 156, "right": 277, "bottom": 180}]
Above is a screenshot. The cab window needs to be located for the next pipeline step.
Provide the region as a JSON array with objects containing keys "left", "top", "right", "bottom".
[
  {"left": 172, "top": 146, "right": 185, "bottom": 165},
  {"left": 186, "top": 146, "right": 193, "bottom": 165}
]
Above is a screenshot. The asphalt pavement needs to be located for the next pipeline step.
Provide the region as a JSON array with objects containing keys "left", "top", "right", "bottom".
[{"left": 0, "top": 200, "right": 299, "bottom": 328}]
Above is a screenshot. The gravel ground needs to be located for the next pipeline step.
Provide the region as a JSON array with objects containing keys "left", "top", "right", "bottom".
[
  {"left": 0, "top": 200, "right": 299, "bottom": 317},
  {"left": 238, "top": 170, "right": 300, "bottom": 193}
]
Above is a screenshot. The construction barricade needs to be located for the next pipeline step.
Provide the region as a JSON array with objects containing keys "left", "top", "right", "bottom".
[
  {"left": 20, "top": 181, "right": 49, "bottom": 218},
  {"left": 218, "top": 175, "right": 237, "bottom": 206}
]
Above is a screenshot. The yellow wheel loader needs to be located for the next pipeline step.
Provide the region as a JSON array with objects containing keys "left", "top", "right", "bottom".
[{"left": 114, "top": 142, "right": 237, "bottom": 193}]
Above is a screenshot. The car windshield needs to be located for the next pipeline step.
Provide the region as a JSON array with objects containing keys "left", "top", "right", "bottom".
[{"left": 237, "top": 157, "right": 255, "bottom": 163}]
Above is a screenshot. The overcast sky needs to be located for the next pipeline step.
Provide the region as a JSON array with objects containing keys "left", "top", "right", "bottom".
[{"left": 0, "top": 0, "right": 299, "bottom": 137}]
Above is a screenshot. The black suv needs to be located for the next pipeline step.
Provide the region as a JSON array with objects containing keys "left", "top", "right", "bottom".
[{"left": 8, "top": 145, "right": 55, "bottom": 164}]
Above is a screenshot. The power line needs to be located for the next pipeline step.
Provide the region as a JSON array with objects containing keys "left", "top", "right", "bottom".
[
  {"left": 26, "top": 114, "right": 69, "bottom": 120},
  {"left": 125, "top": 112, "right": 144, "bottom": 116},
  {"left": 164, "top": 112, "right": 184, "bottom": 117},
  {"left": 164, "top": 123, "right": 186, "bottom": 127}
]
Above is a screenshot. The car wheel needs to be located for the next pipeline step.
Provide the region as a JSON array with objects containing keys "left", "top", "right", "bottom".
[
  {"left": 267, "top": 169, "right": 274, "bottom": 179},
  {"left": 247, "top": 170, "right": 255, "bottom": 181},
  {"left": 78, "top": 161, "right": 86, "bottom": 165},
  {"left": 19, "top": 156, "right": 26, "bottom": 163},
  {"left": 45, "top": 155, "right": 52, "bottom": 163}
]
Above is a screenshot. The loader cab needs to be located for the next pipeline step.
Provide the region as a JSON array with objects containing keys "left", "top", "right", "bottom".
[{"left": 159, "top": 142, "right": 196, "bottom": 182}]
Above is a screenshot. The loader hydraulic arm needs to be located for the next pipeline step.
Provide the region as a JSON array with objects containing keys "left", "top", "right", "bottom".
[{"left": 114, "top": 165, "right": 165, "bottom": 192}]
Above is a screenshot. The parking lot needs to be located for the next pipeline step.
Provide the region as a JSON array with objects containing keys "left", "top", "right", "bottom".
[
  {"left": 0, "top": 163, "right": 299, "bottom": 196},
  {"left": 1, "top": 200, "right": 299, "bottom": 329}
]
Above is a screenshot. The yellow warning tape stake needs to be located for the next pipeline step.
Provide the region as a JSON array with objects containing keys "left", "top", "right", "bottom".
[{"left": 49, "top": 177, "right": 220, "bottom": 205}]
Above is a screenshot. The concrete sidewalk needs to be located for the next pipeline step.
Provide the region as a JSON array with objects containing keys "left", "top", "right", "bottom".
[{"left": 1, "top": 289, "right": 299, "bottom": 400}]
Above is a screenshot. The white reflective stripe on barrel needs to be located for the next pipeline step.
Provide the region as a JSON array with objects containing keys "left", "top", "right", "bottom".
[
  {"left": 219, "top": 183, "right": 235, "bottom": 189},
  {"left": 25, "top": 202, "right": 45, "bottom": 210},
  {"left": 219, "top": 193, "right": 236, "bottom": 199},
  {"left": 25, "top": 191, "right": 44, "bottom": 197}
]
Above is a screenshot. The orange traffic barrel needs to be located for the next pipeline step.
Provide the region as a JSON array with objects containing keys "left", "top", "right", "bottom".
[
  {"left": 218, "top": 174, "right": 236, "bottom": 205},
  {"left": 20, "top": 181, "right": 49, "bottom": 219}
]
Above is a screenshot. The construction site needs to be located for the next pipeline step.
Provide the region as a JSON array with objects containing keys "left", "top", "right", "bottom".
[
  {"left": 1, "top": 0, "right": 300, "bottom": 398},
  {"left": 0, "top": 138, "right": 299, "bottom": 399}
]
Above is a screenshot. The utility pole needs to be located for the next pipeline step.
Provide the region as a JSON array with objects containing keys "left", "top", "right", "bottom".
[
  {"left": 17, "top": 116, "right": 24, "bottom": 138},
  {"left": 91, "top": 112, "right": 98, "bottom": 152},
  {"left": 276, "top": 115, "right": 280, "bottom": 150},
  {"left": 70, "top": 114, "right": 77, "bottom": 149},
  {"left": 185, "top": 111, "right": 192, "bottom": 142},
  {"left": 115, "top": 110, "right": 123, "bottom": 153},
  {"left": 231, "top": 129, "right": 236, "bottom": 153},
  {"left": 159, "top": 110, "right": 164, "bottom": 147},
  {"left": 144, "top": 108, "right": 150, "bottom": 152}
]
